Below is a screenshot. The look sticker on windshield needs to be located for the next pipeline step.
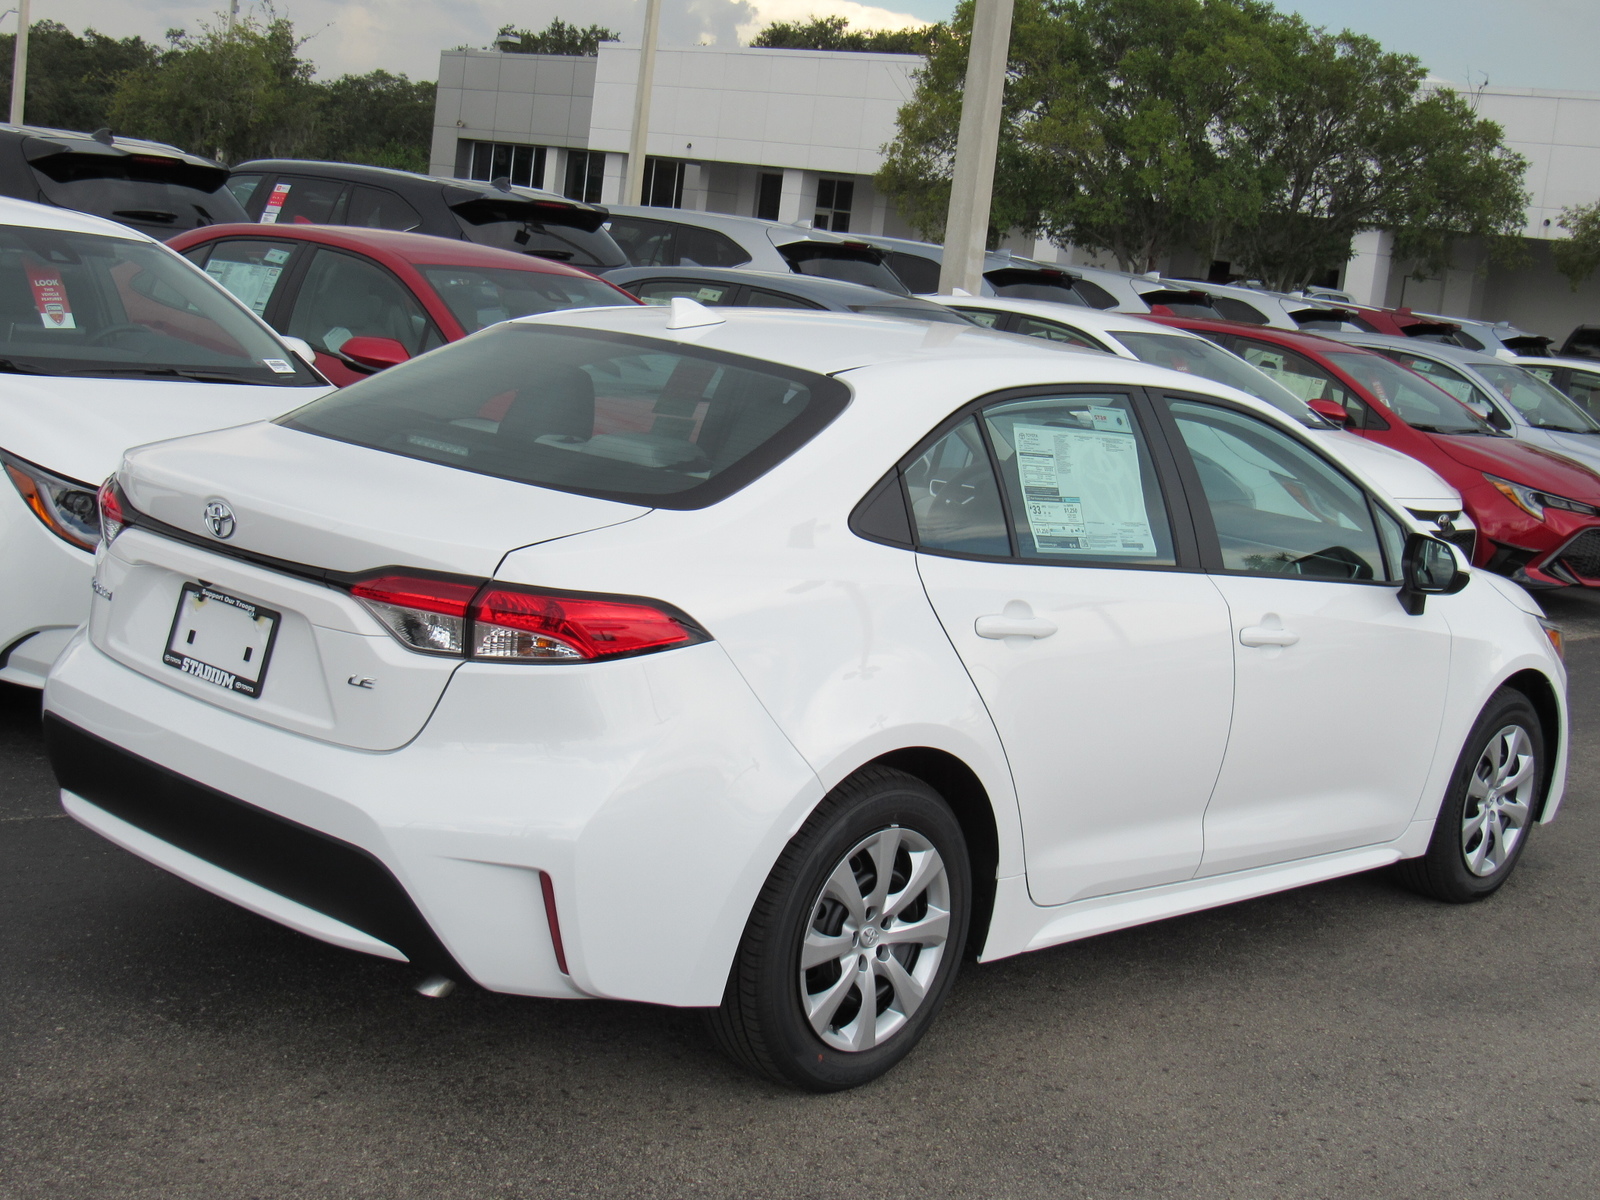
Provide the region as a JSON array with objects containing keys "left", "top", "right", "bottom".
[
  {"left": 260, "top": 182, "right": 292, "bottom": 224},
  {"left": 25, "top": 263, "right": 75, "bottom": 329},
  {"left": 1014, "top": 419, "right": 1157, "bottom": 557}
]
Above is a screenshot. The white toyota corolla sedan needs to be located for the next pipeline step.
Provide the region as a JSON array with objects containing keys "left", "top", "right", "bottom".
[
  {"left": 44, "top": 301, "right": 1567, "bottom": 1091},
  {"left": 0, "top": 198, "right": 331, "bottom": 687}
]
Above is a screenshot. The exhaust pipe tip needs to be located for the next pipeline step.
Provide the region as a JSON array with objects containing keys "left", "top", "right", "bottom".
[{"left": 415, "top": 974, "right": 456, "bottom": 999}]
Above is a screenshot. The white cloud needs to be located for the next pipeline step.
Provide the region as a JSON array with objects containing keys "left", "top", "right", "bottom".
[{"left": 33, "top": 0, "right": 930, "bottom": 79}]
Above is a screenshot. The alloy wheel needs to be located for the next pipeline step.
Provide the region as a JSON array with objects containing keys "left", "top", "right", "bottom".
[{"left": 1461, "top": 724, "right": 1535, "bottom": 877}]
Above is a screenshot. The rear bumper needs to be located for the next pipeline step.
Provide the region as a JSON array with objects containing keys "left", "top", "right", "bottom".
[{"left": 43, "top": 630, "right": 824, "bottom": 1005}]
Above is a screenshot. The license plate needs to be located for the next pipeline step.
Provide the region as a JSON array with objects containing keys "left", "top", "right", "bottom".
[{"left": 162, "top": 583, "right": 280, "bottom": 698}]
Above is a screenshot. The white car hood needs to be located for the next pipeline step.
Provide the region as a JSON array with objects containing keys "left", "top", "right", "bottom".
[
  {"left": 1532, "top": 428, "right": 1600, "bottom": 476},
  {"left": 0, "top": 375, "right": 328, "bottom": 485},
  {"left": 1311, "top": 430, "right": 1462, "bottom": 510}
]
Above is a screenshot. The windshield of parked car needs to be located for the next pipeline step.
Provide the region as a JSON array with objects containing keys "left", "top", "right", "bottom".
[
  {"left": 1326, "top": 351, "right": 1495, "bottom": 434},
  {"left": 279, "top": 323, "right": 850, "bottom": 508},
  {"left": 1112, "top": 330, "right": 1327, "bottom": 427},
  {"left": 0, "top": 224, "right": 318, "bottom": 384},
  {"left": 1476, "top": 363, "right": 1600, "bottom": 433},
  {"left": 420, "top": 266, "right": 632, "bottom": 334}
]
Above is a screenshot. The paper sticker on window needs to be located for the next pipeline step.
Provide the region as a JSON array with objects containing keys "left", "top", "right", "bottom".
[
  {"left": 260, "top": 182, "right": 292, "bottom": 224},
  {"left": 204, "top": 259, "right": 283, "bottom": 316},
  {"left": 262, "top": 358, "right": 294, "bottom": 373},
  {"left": 263, "top": 246, "right": 292, "bottom": 265},
  {"left": 696, "top": 287, "right": 725, "bottom": 303},
  {"left": 1013, "top": 420, "right": 1156, "bottom": 556},
  {"left": 25, "top": 264, "right": 75, "bottom": 329}
]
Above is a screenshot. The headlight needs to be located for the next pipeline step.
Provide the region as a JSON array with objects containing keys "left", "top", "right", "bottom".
[
  {"left": 1, "top": 449, "right": 100, "bottom": 551},
  {"left": 1484, "top": 474, "right": 1600, "bottom": 521}
]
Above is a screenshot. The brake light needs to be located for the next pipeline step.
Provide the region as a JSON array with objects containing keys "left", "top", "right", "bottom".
[
  {"left": 351, "top": 575, "right": 479, "bottom": 655},
  {"left": 98, "top": 477, "right": 127, "bottom": 544},
  {"left": 350, "top": 574, "right": 707, "bottom": 663}
]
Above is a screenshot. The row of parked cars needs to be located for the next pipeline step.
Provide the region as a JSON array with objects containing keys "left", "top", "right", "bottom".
[{"left": 0, "top": 126, "right": 1582, "bottom": 1090}]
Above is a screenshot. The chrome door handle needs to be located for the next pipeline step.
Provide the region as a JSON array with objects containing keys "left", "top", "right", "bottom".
[
  {"left": 1239, "top": 625, "right": 1299, "bottom": 647},
  {"left": 975, "top": 615, "right": 1058, "bottom": 640}
]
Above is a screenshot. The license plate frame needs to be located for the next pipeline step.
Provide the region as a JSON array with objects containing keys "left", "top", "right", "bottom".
[{"left": 162, "top": 582, "right": 281, "bottom": 698}]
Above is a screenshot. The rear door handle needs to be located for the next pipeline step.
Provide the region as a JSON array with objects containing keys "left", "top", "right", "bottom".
[
  {"left": 1239, "top": 625, "right": 1299, "bottom": 647},
  {"left": 975, "top": 615, "right": 1058, "bottom": 640}
]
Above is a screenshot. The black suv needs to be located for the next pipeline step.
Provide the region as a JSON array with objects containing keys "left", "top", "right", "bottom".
[
  {"left": 0, "top": 124, "right": 247, "bottom": 239},
  {"left": 226, "top": 160, "right": 627, "bottom": 269}
]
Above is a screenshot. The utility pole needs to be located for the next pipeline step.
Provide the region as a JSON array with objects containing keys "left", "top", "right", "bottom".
[
  {"left": 623, "top": 0, "right": 662, "bottom": 206},
  {"left": 9, "top": 0, "right": 30, "bottom": 127},
  {"left": 936, "top": 0, "right": 1014, "bottom": 296},
  {"left": 226, "top": 0, "right": 240, "bottom": 37}
]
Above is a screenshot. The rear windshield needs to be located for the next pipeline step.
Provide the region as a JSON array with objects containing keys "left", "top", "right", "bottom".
[
  {"left": 0, "top": 224, "right": 319, "bottom": 385},
  {"left": 452, "top": 198, "right": 627, "bottom": 268},
  {"left": 778, "top": 243, "right": 908, "bottom": 294},
  {"left": 1112, "top": 330, "right": 1325, "bottom": 427},
  {"left": 986, "top": 269, "right": 1088, "bottom": 306},
  {"left": 26, "top": 148, "right": 248, "bottom": 240},
  {"left": 279, "top": 323, "right": 850, "bottom": 508},
  {"left": 419, "top": 266, "right": 633, "bottom": 334}
]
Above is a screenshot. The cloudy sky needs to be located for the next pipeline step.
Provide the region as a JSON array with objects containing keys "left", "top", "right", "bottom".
[{"left": 30, "top": 0, "right": 1600, "bottom": 92}]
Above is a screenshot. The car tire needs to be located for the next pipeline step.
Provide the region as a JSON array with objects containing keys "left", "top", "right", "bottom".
[
  {"left": 1397, "top": 688, "right": 1543, "bottom": 903},
  {"left": 707, "top": 766, "right": 971, "bottom": 1091}
]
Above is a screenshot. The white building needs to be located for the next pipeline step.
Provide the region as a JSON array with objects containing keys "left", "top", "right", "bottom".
[{"left": 430, "top": 46, "right": 1600, "bottom": 340}]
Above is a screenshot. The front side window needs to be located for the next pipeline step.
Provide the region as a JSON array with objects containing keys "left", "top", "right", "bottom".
[
  {"left": 629, "top": 278, "right": 737, "bottom": 306},
  {"left": 983, "top": 393, "right": 1176, "bottom": 564},
  {"left": 420, "top": 266, "right": 628, "bottom": 334},
  {"left": 675, "top": 226, "right": 750, "bottom": 268},
  {"left": 1325, "top": 351, "right": 1494, "bottom": 435},
  {"left": 745, "top": 288, "right": 820, "bottom": 310},
  {"left": 1012, "top": 316, "right": 1104, "bottom": 348},
  {"left": 0, "top": 223, "right": 317, "bottom": 384},
  {"left": 1475, "top": 363, "right": 1600, "bottom": 433},
  {"left": 1562, "top": 369, "right": 1600, "bottom": 418},
  {"left": 286, "top": 249, "right": 442, "bottom": 357},
  {"left": 1380, "top": 350, "right": 1497, "bottom": 414},
  {"left": 199, "top": 239, "right": 299, "bottom": 318},
  {"left": 280, "top": 324, "right": 849, "bottom": 508},
  {"left": 260, "top": 177, "right": 348, "bottom": 226},
  {"left": 1167, "top": 398, "right": 1387, "bottom": 580}
]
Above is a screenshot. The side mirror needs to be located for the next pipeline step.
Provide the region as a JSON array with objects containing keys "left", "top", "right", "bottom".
[
  {"left": 339, "top": 336, "right": 410, "bottom": 372},
  {"left": 1306, "top": 398, "right": 1350, "bottom": 425},
  {"left": 1399, "top": 532, "right": 1468, "bottom": 615}
]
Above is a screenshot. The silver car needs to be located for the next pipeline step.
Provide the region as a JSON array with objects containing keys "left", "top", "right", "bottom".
[
  {"left": 1327, "top": 332, "right": 1600, "bottom": 473},
  {"left": 601, "top": 206, "right": 909, "bottom": 295}
]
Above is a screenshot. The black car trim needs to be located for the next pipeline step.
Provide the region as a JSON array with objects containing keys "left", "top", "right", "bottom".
[{"left": 44, "top": 714, "right": 462, "bottom": 973}]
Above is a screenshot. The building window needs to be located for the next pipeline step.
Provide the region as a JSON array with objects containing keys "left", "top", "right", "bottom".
[
  {"left": 756, "top": 172, "right": 782, "bottom": 222},
  {"left": 643, "top": 157, "right": 686, "bottom": 208},
  {"left": 462, "top": 141, "right": 546, "bottom": 189},
  {"left": 564, "top": 151, "right": 605, "bottom": 203},
  {"left": 814, "top": 178, "right": 854, "bottom": 232}
]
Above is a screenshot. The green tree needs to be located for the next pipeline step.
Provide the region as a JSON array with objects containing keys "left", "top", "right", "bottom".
[
  {"left": 108, "top": 14, "right": 318, "bottom": 162},
  {"left": 1553, "top": 201, "right": 1600, "bottom": 289},
  {"left": 0, "top": 21, "right": 158, "bottom": 133},
  {"left": 308, "top": 70, "right": 436, "bottom": 173},
  {"left": 494, "top": 19, "right": 619, "bottom": 56},
  {"left": 751, "top": 16, "right": 938, "bottom": 54}
]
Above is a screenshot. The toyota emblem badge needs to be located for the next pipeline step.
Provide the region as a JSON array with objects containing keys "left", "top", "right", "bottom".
[{"left": 203, "top": 499, "right": 236, "bottom": 540}]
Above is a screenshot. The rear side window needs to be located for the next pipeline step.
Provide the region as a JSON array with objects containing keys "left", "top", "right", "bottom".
[
  {"left": 1208, "top": 296, "right": 1270, "bottom": 324},
  {"left": 676, "top": 226, "right": 750, "bottom": 268},
  {"left": 1072, "top": 279, "right": 1119, "bottom": 310},
  {"left": 347, "top": 187, "right": 423, "bottom": 232},
  {"left": 280, "top": 324, "right": 850, "bottom": 509},
  {"left": 630, "top": 278, "right": 738, "bottom": 306},
  {"left": 226, "top": 174, "right": 264, "bottom": 211},
  {"left": 200, "top": 239, "right": 298, "bottom": 317},
  {"left": 260, "top": 177, "right": 348, "bottom": 226},
  {"left": 746, "top": 288, "right": 821, "bottom": 309}
]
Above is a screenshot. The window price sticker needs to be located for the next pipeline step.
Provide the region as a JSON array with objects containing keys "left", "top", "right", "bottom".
[
  {"left": 1014, "top": 410, "right": 1156, "bottom": 557},
  {"left": 260, "top": 181, "right": 293, "bottom": 224}
]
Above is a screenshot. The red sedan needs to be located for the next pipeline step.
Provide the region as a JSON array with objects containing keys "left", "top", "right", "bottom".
[
  {"left": 169, "top": 224, "right": 639, "bottom": 387},
  {"left": 1153, "top": 316, "right": 1600, "bottom": 588}
]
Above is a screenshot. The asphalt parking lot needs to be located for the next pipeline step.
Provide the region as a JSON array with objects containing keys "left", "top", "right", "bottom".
[{"left": 4, "top": 594, "right": 1599, "bottom": 1200}]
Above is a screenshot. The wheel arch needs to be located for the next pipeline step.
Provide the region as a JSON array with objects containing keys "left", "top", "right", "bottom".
[
  {"left": 859, "top": 746, "right": 1000, "bottom": 959},
  {"left": 1499, "top": 667, "right": 1562, "bottom": 820}
]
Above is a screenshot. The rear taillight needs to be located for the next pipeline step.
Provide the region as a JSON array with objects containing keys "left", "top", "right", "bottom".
[
  {"left": 98, "top": 477, "right": 128, "bottom": 544},
  {"left": 351, "top": 574, "right": 707, "bottom": 663}
]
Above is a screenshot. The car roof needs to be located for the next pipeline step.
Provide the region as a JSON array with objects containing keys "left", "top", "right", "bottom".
[
  {"left": 1513, "top": 355, "right": 1600, "bottom": 369},
  {"left": 933, "top": 294, "right": 1194, "bottom": 338},
  {"left": 603, "top": 265, "right": 946, "bottom": 306},
  {"left": 172, "top": 222, "right": 608, "bottom": 278},
  {"left": 1325, "top": 331, "right": 1512, "bottom": 367},
  {"left": 1150, "top": 315, "right": 1377, "bottom": 358},
  {"left": 0, "top": 193, "right": 158, "bottom": 240}
]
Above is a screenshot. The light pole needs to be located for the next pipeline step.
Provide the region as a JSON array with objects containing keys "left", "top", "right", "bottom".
[
  {"left": 623, "top": 0, "right": 662, "bottom": 206},
  {"left": 9, "top": 0, "right": 29, "bottom": 127},
  {"left": 936, "top": 0, "right": 1014, "bottom": 296}
]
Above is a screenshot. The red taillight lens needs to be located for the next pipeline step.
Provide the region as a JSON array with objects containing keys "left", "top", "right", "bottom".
[
  {"left": 351, "top": 574, "right": 480, "bottom": 656},
  {"left": 472, "top": 588, "right": 696, "bottom": 661},
  {"left": 97, "top": 477, "right": 126, "bottom": 544},
  {"left": 350, "top": 574, "right": 706, "bottom": 663}
]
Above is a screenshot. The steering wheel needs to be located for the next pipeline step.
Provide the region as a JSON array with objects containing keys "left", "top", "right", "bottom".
[{"left": 86, "top": 323, "right": 149, "bottom": 346}]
